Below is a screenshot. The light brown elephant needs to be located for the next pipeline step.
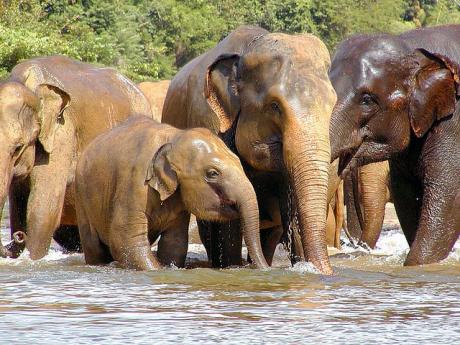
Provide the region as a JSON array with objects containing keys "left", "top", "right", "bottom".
[
  {"left": 344, "top": 161, "right": 392, "bottom": 249},
  {"left": 0, "top": 55, "right": 151, "bottom": 259},
  {"left": 137, "top": 80, "right": 170, "bottom": 122},
  {"left": 326, "top": 180, "right": 344, "bottom": 249},
  {"left": 162, "top": 26, "right": 336, "bottom": 274},
  {"left": 75, "top": 115, "right": 268, "bottom": 270}
]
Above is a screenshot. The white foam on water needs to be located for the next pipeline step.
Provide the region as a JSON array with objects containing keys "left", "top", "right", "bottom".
[
  {"left": 337, "top": 228, "right": 460, "bottom": 264},
  {"left": 288, "top": 261, "right": 321, "bottom": 274},
  {"left": 372, "top": 229, "right": 410, "bottom": 256},
  {"left": 0, "top": 245, "right": 85, "bottom": 266}
]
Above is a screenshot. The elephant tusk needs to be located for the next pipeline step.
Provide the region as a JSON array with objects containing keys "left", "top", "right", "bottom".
[{"left": 13, "top": 231, "right": 27, "bottom": 244}]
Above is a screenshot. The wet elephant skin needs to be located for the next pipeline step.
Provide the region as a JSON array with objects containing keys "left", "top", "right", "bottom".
[
  {"left": 345, "top": 161, "right": 391, "bottom": 249},
  {"left": 329, "top": 24, "right": 460, "bottom": 265},
  {"left": 75, "top": 116, "right": 268, "bottom": 270},
  {"left": 162, "top": 25, "right": 337, "bottom": 274},
  {"left": 0, "top": 55, "right": 152, "bottom": 259}
]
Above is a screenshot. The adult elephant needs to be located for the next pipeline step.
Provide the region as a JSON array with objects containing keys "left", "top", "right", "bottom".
[
  {"left": 163, "top": 26, "right": 336, "bottom": 274},
  {"left": 345, "top": 161, "right": 391, "bottom": 249},
  {"left": 329, "top": 24, "right": 460, "bottom": 266},
  {"left": 137, "top": 80, "right": 170, "bottom": 122},
  {"left": 326, "top": 179, "right": 344, "bottom": 249},
  {"left": 0, "top": 55, "right": 151, "bottom": 259}
]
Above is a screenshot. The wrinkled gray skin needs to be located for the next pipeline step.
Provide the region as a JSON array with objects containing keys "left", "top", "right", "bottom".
[
  {"left": 75, "top": 116, "right": 268, "bottom": 270},
  {"left": 163, "top": 26, "right": 336, "bottom": 274},
  {"left": 0, "top": 55, "right": 151, "bottom": 259}
]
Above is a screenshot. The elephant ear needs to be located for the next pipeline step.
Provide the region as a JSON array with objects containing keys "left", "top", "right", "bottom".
[
  {"left": 1, "top": 82, "right": 40, "bottom": 143},
  {"left": 204, "top": 53, "right": 241, "bottom": 133},
  {"left": 409, "top": 48, "right": 460, "bottom": 138},
  {"left": 36, "top": 84, "right": 70, "bottom": 153},
  {"left": 146, "top": 143, "right": 178, "bottom": 201}
]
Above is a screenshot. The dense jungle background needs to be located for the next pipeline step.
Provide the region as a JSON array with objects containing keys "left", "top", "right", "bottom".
[{"left": 1, "top": 0, "right": 460, "bottom": 81}]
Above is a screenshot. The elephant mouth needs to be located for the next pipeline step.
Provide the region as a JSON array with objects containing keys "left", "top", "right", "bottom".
[
  {"left": 217, "top": 197, "right": 239, "bottom": 219},
  {"left": 201, "top": 202, "right": 238, "bottom": 221},
  {"left": 252, "top": 138, "right": 283, "bottom": 171}
]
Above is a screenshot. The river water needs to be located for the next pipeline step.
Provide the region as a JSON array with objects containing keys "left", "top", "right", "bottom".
[{"left": 0, "top": 207, "right": 458, "bottom": 344}]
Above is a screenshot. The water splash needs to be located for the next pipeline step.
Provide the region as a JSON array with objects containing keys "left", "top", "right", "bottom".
[{"left": 288, "top": 261, "right": 321, "bottom": 274}]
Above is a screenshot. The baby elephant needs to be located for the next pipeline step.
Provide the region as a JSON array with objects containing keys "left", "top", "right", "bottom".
[{"left": 75, "top": 116, "right": 268, "bottom": 270}]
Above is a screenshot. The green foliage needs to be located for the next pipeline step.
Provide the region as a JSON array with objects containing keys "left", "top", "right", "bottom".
[{"left": 1, "top": 0, "right": 460, "bottom": 81}]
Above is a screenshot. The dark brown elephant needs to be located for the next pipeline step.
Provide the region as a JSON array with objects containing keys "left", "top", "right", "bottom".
[
  {"left": 162, "top": 26, "right": 336, "bottom": 274},
  {"left": 330, "top": 25, "right": 460, "bottom": 266},
  {"left": 0, "top": 55, "right": 151, "bottom": 259},
  {"left": 137, "top": 80, "right": 170, "bottom": 122},
  {"left": 75, "top": 116, "right": 268, "bottom": 270},
  {"left": 345, "top": 161, "right": 392, "bottom": 249}
]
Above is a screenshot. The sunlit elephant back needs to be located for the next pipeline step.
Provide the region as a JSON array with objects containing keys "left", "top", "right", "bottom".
[
  {"left": 137, "top": 80, "right": 171, "bottom": 122},
  {"left": 0, "top": 55, "right": 151, "bottom": 259},
  {"left": 162, "top": 26, "right": 336, "bottom": 274}
]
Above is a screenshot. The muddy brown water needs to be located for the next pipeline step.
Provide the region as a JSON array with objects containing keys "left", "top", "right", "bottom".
[{"left": 0, "top": 205, "right": 458, "bottom": 344}]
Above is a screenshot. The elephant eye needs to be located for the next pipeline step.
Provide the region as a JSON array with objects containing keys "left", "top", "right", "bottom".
[
  {"left": 13, "top": 144, "right": 23, "bottom": 155},
  {"left": 360, "top": 93, "right": 376, "bottom": 106},
  {"left": 270, "top": 102, "right": 282, "bottom": 115},
  {"left": 205, "top": 168, "right": 220, "bottom": 181}
]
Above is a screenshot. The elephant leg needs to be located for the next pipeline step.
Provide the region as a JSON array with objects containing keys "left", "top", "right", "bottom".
[
  {"left": 404, "top": 159, "right": 460, "bottom": 265},
  {"left": 198, "top": 220, "right": 242, "bottom": 268},
  {"left": 6, "top": 181, "right": 30, "bottom": 257},
  {"left": 157, "top": 212, "right": 190, "bottom": 268},
  {"left": 53, "top": 225, "right": 81, "bottom": 253},
  {"left": 405, "top": 188, "right": 460, "bottom": 265},
  {"left": 77, "top": 211, "right": 112, "bottom": 265},
  {"left": 389, "top": 163, "right": 421, "bottom": 247},
  {"left": 290, "top": 228, "right": 305, "bottom": 265},
  {"left": 110, "top": 226, "right": 161, "bottom": 270},
  {"left": 334, "top": 182, "right": 344, "bottom": 249},
  {"left": 25, "top": 165, "right": 69, "bottom": 259},
  {"left": 197, "top": 220, "right": 212, "bottom": 258},
  {"left": 259, "top": 226, "right": 283, "bottom": 266},
  {"left": 325, "top": 204, "right": 337, "bottom": 247},
  {"left": 25, "top": 125, "right": 76, "bottom": 260}
]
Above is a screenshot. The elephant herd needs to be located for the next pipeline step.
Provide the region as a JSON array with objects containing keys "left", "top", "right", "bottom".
[{"left": 0, "top": 24, "right": 458, "bottom": 274}]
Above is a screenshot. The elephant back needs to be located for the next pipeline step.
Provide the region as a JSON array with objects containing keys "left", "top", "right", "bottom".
[
  {"left": 8, "top": 55, "right": 152, "bottom": 152},
  {"left": 162, "top": 26, "right": 268, "bottom": 134}
]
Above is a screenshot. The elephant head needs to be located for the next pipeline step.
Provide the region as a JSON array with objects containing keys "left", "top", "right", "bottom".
[
  {"left": 204, "top": 33, "right": 336, "bottom": 274},
  {"left": 0, "top": 81, "right": 70, "bottom": 256},
  {"left": 146, "top": 127, "right": 268, "bottom": 268},
  {"left": 329, "top": 35, "right": 460, "bottom": 174}
]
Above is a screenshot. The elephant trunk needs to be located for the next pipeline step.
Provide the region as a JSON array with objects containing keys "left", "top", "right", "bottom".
[
  {"left": 0, "top": 157, "right": 14, "bottom": 258},
  {"left": 236, "top": 180, "right": 269, "bottom": 269},
  {"left": 329, "top": 102, "right": 355, "bottom": 165},
  {"left": 283, "top": 118, "right": 333, "bottom": 275},
  {"left": 359, "top": 162, "right": 389, "bottom": 248}
]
